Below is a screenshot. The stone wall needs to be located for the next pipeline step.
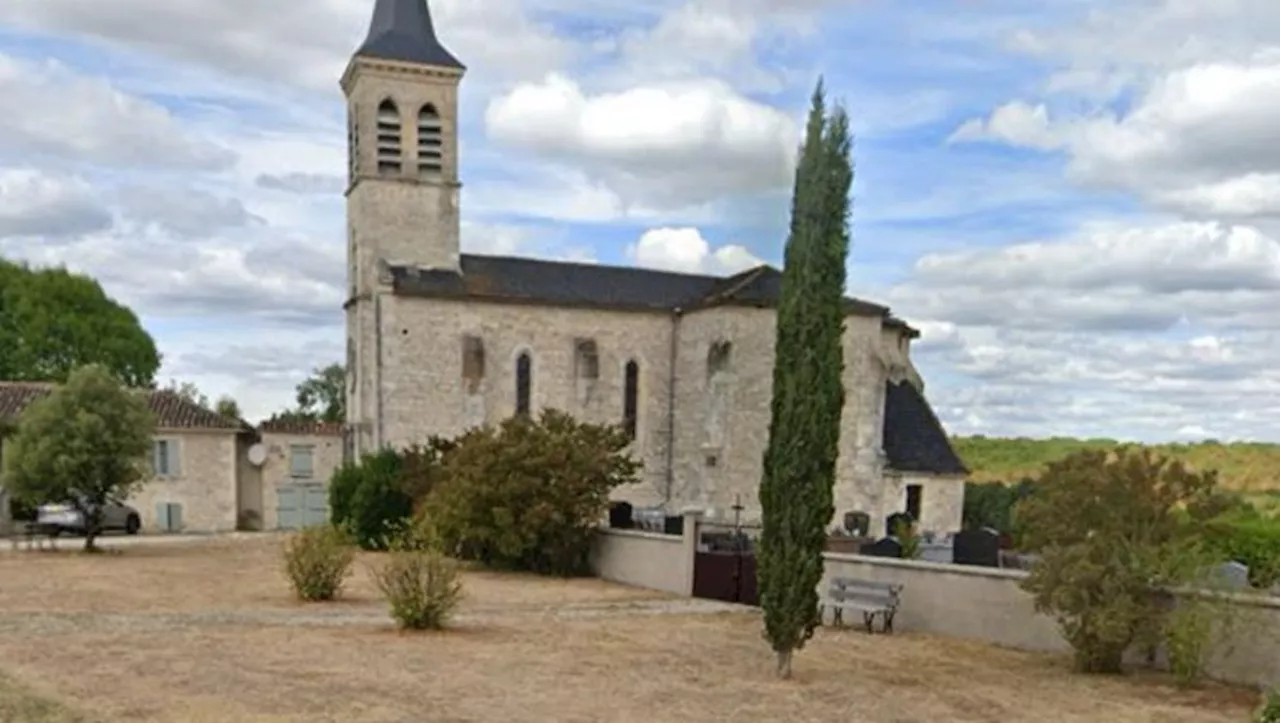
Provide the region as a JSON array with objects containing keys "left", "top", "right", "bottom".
[
  {"left": 258, "top": 430, "right": 345, "bottom": 530},
  {"left": 822, "top": 552, "right": 1280, "bottom": 689},
  {"left": 370, "top": 296, "right": 918, "bottom": 526},
  {"left": 590, "top": 524, "right": 697, "bottom": 597},
  {"left": 130, "top": 430, "right": 239, "bottom": 533}
]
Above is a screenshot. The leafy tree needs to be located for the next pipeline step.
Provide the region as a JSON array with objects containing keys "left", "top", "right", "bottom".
[
  {"left": 163, "top": 379, "right": 210, "bottom": 408},
  {"left": 267, "top": 363, "right": 345, "bottom": 424},
  {"left": 0, "top": 259, "right": 161, "bottom": 386},
  {"left": 424, "top": 409, "right": 639, "bottom": 576},
  {"left": 757, "top": 79, "right": 854, "bottom": 679},
  {"left": 1015, "top": 447, "right": 1226, "bottom": 674},
  {"left": 214, "top": 396, "right": 242, "bottom": 420},
  {"left": 1, "top": 364, "right": 156, "bottom": 551},
  {"left": 296, "top": 363, "right": 345, "bottom": 423},
  {"left": 962, "top": 478, "right": 1036, "bottom": 533}
]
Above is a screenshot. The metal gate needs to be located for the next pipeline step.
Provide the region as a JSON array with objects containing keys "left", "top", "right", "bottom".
[{"left": 692, "top": 522, "right": 760, "bottom": 606}]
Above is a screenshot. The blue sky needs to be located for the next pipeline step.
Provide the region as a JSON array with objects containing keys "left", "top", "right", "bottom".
[{"left": 0, "top": 0, "right": 1278, "bottom": 442}]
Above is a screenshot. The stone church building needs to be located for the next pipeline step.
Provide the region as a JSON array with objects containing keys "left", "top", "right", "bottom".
[{"left": 342, "top": 0, "right": 969, "bottom": 533}]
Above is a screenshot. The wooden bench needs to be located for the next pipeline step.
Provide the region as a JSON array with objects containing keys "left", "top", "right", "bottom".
[{"left": 819, "top": 577, "right": 903, "bottom": 633}]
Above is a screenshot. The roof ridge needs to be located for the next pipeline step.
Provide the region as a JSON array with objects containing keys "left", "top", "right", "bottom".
[{"left": 459, "top": 253, "right": 731, "bottom": 282}]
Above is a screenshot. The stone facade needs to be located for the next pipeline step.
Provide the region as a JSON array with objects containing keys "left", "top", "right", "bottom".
[
  {"left": 355, "top": 293, "right": 966, "bottom": 532},
  {"left": 257, "top": 428, "right": 344, "bottom": 530},
  {"left": 129, "top": 430, "right": 242, "bottom": 533}
]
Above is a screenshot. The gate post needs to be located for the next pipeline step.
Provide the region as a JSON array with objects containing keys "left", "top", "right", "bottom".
[{"left": 679, "top": 509, "right": 703, "bottom": 597}]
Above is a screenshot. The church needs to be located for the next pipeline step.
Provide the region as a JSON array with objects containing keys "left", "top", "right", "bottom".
[{"left": 341, "top": 0, "right": 969, "bottom": 533}]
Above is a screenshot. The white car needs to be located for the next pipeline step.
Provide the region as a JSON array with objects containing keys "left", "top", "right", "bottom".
[{"left": 36, "top": 499, "right": 142, "bottom": 536}]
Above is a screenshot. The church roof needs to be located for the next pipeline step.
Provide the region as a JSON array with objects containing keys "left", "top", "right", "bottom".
[
  {"left": 354, "top": 0, "right": 464, "bottom": 69},
  {"left": 388, "top": 254, "right": 915, "bottom": 332},
  {"left": 882, "top": 380, "right": 968, "bottom": 476}
]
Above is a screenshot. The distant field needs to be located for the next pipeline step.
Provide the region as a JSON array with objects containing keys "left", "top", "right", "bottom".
[{"left": 953, "top": 436, "right": 1280, "bottom": 504}]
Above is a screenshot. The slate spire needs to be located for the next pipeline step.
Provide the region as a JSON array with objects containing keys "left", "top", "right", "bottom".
[{"left": 355, "top": 0, "right": 464, "bottom": 70}]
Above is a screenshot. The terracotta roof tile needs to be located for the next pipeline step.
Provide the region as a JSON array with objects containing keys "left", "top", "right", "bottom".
[
  {"left": 258, "top": 420, "right": 345, "bottom": 436},
  {"left": 0, "top": 382, "right": 248, "bottom": 432}
]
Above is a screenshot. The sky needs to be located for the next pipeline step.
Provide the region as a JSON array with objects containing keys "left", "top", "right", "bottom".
[{"left": 0, "top": 0, "right": 1277, "bottom": 442}]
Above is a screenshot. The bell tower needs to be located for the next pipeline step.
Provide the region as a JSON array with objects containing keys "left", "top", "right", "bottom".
[{"left": 343, "top": 0, "right": 464, "bottom": 457}]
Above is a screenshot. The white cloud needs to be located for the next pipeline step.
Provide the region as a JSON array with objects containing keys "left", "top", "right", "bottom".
[
  {"left": 485, "top": 73, "right": 799, "bottom": 210},
  {"left": 626, "top": 227, "right": 761, "bottom": 276},
  {"left": 948, "top": 101, "right": 1062, "bottom": 151},
  {"left": 0, "top": 0, "right": 573, "bottom": 91},
  {"left": 0, "top": 54, "right": 235, "bottom": 170},
  {"left": 0, "top": 170, "right": 112, "bottom": 239}
]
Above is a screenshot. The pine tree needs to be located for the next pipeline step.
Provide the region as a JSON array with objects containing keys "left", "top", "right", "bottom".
[{"left": 757, "top": 78, "right": 854, "bottom": 679}]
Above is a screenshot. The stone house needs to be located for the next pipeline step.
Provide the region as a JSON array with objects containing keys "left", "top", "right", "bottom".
[
  {"left": 342, "top": 0, "right": 969, "bottom": 532},
  {"left": 0, "top": 383, "right": 345, "bottom": 535},
  {"left": 252, "top": 421, "right": 344, "bottom": 531},
  {"left": 0, "top": 381, "right": 255, "bottom": 534}
]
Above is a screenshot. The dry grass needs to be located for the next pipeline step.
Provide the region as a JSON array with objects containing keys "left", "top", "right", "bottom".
[{"left": 0, "top": 535, "right": 1260, "bottom": 723}]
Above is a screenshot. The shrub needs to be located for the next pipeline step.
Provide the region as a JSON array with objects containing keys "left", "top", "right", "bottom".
[
  {"left": 1258, "top": 690, "right": 1280, "bottom": 723},
  {"left": 371, "top": 520, "right": 463, "bottom": 630},
  {"left": 893, "top": 518, "right": 921, "bottom": 559},
  {"left": 329, "top": 440, "right": 452, "bottom": 550},
  {"left": 1204, "top": 513, "right": 1280, "bottom": 590},
  {"left": 423, "top": 409, "right": 639, "bottom": 576},
  {"left": 1164, "top": 597, "right": 1215, "bottom": 687},
  {"left": 282, "top": 524, "right": 356, "bottom": 602},
  {"left": 1015, "top": 447, "right": 1224, "bottom": 674},
  {"left": 962, "top": 478, "right": 1036, "bottom": 534},
  {"left": 329, "top": 448, "right": 413, "bottom": 550}
]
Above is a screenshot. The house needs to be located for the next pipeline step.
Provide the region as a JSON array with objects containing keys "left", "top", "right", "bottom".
[
  {"left": 0, "top": 381, "right": 255, "bottom": 534},
  {"left": 341, "top": 0, "right": 969, "bottom": 532},
  {"left": 0, "top": 382, "right": 344, "bottom": 534},
  {"left": 254, "top": 420, "right": 344, "bottom": 531}
]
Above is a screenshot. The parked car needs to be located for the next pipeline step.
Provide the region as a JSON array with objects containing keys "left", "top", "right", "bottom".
[{"left": 36, "top": 498, "right": 141, "bottom": 536}]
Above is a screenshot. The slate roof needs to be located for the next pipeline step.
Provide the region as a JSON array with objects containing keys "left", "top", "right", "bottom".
[
  {"left": 389, "top": 255, "right": 916, "bottom": 332},
  {"left": 355, "top": 0, "right": 464, "bottom": 70},
  {"left": 881, "top": 380, "right": 969, "bottom": 476},
  {"left": 0, "top": 382, "right": 249, "bottom": 432}
]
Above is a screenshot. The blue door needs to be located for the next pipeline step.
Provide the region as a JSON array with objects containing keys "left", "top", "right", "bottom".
[{"left": 277, "top": 486, "right": 302, "bottom": 530}]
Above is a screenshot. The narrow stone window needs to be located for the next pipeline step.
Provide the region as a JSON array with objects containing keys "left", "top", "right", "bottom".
[
  {"left": 515, "top": 352, "right": 532, "bottom": 417},
  {"left": 462, "top": 335, "right": 485, "bottom": 393},
  {"left": 346, "top": 336, "right": 356, "bottom": 391},
  {"left": 574, "top": 338, "right": 599, "bottom": 381},
  {"left": 417, "top": 104, "right": 443, "bottom": 178},
  {"left": 623, "top": 360, "right": 639, "bottom": 441},
  {"left": 707, "top": 340, "right": 732, "bottom": 381},
  {"left": 376, "top": 98, "right": 402, "bottom": 175}
]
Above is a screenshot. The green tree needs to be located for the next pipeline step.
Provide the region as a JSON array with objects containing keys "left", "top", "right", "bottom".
[
  {"left": 1015, "top": 447, "right": 1226, "bottom": 674},
  {"left": 214, "top": 396, "right": 242, "bottom": 420},
  {"left": 267, "top": 363, "right": 345, "bottom": 424},
  {"left": 1, "top": 364, "right": 156, "bottom": 551},
  {"left": 0, "top": 259, "right": 161, "bottom": 386},
  {"left": 757, "top": 79, "right": 854, "bottom": 679},
  {"left": 163, "top": 379, "right": 209, "bottom": 408},
  {"left": 296, "top": 363, "right": 345, "bottom": 423}
]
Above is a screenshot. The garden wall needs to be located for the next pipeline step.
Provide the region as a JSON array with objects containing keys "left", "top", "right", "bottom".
[
  {"left": 823, "top": 552, "right": 1280, "bottom": 689},
  {"left": 590, "top": 515, "right": 698, "bottom": 596}
]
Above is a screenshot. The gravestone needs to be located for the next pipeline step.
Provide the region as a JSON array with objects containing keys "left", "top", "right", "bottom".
[
  {"left": 608, "top": 501, "right": 633, "bottom": 529},
  {"left": 663, "top": 515, "right": 684, "bottom": 536},
  {"left": 843, "top": 511, "right": 871, "bottom": 537},
  {"left": 918, "top": 542, "right": 953, "bottom": 564},
  {"left": 859, "top": 536, "right": 904, "bottom": 559},
  {"left": 953, "top": 527, "right": 1001, "bottom": 568},
  {"left": 1211, "top": 560, "right": 1251, "bottom": 590}
]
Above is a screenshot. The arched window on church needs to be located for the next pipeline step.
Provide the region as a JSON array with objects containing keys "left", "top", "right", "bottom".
[
  {"left": 515, "top": 352, "right": 532, "bottom": 417},
  {"left": 376, "top": 98, "right": 402, "bottom": 175},
  {"left": 417, "top": 104, "right": 443, "bottom": 178},
  {"left": 623, "top": 360, "right": 639, "bottom": 441}
]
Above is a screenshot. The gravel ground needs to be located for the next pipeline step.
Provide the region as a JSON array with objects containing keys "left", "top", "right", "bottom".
[{"left": 0, "top": 596, "right": 746, "bottom": 636}]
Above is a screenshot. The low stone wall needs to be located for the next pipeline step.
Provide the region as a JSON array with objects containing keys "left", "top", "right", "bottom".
[
  {"left": 590, "top": 525, "right": 695, "bottom": 597},
  {"left": 823, "top": 552, "right": 1280, "bottom": 688}
]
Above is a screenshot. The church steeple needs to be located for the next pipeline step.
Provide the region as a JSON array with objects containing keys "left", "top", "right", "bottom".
[{"left": 355, "top": 0, "right": 464, "bottom": 70}]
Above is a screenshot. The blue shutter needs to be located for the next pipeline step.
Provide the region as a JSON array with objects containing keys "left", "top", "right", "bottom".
[
  {"left": 168, "top": 503, "right": 183, "bottom": 532},
  {"left": 155, "top": 503, "right": 170, "bottom": 531},
  {"left": 171, "top": 441, "right": 182, "bottom": 478}
]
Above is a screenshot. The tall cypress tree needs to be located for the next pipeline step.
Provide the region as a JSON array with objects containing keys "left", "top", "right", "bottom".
[{"left": 757, "top": 79, "right": 854, "bottom": 679}]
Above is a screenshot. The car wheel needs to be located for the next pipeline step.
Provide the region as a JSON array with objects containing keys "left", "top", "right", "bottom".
[{"left": 125, "top": 515, "right": 140, "bottom": 536}]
